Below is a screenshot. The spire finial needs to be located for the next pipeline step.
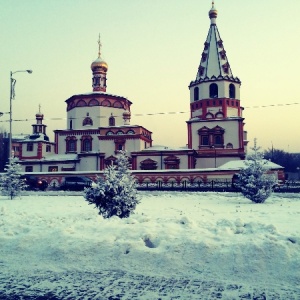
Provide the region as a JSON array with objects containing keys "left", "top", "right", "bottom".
[
  {"left": 97, "top": 33, "right": 102, "bottom": 58},
  {"left": 38, "top": 104, "right": 41, "bottom": 114},
  {"left": 209, "top": 1, "right": 218, "bottom": 21}
]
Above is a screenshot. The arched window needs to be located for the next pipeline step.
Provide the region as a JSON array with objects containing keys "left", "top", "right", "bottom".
[
  {"left": 205, "top": 112, "right": 214, "bottom": 119},
  {"left": 82, "top": 139, "right": 92, "bottom": 152},
  {"left": 83, "top": 117, "right": 93, "bottom": 126},
  {"left": 215, "top": 112, "right": 224, "bottom": 119},
  {"left": 209, "top": 83, "right": 218, "bottom": 98},
  {"left": 88, "top": 99, "right": 99, "bottom": 106},
  {"left": 229, "top": 84, "right": 235, "bottom": 98},
  {"left": 194, "top": 87, "right": 199, "bottom": 101},
  {"left": 202, "top": 136, "right": 209, "bottom": 146},
  {"left": 109, "top": 115, "right": 115, "bottom": 126},
  {"left": 66, "top": 136, "right": 77, "bottom": 152},
  {"left": 77, "top": 100, "right": 86, "bottom": 107},
  {"left": 215, "top": 135, "right": 222, "bottom": 145}
]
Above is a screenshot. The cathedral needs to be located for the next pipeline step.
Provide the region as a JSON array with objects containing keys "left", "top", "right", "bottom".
[{"left": 17, "top": 3, "right": 251, "bottom": 185}]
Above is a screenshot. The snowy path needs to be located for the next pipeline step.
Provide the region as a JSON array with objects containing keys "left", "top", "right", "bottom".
[
  {"left": 0, "top": 269, "right": 299, "bottom": 299},
  {"left": 0, "top": 192, "right": 299, "bottom": 299}
]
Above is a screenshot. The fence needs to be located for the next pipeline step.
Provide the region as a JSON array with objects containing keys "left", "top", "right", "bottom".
[{"left": 136, "top": 180, "right": 300, "bottom": 193}]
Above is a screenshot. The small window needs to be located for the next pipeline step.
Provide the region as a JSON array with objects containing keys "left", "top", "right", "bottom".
[
  {"left": 46, "top": 145, "right": 51, "bottom": 152},
  {"left": 27, "top": 143, "right": 33, "bottom": 152},
  {"left": 117, "top": 131, "right": 124, "bottom": 135},
  {"left": 215, "top": 135, "right": 222, "bottom": 145},
  {"left": 118, "top": 144, "right": 123, "bottom": 150},
  {"left": 70, "top": 120, "right": 73, "bottom": 130},
  {"left": 109, "top": 115, "right": 115, "bottom": 126},
  {"left": 209, "top": 83, "right": 218, "bottom": 98},
  {"left": 48, "top": 166, "right": 58, "bottom": 172},
  {"left": 66, "top": 137, "right": 77, "bottom": 152},
  {"left": 82, "top": 139, "right": 92, "bottom": 152},
  {"left": 69, "top": 140, "right": 76, "bottom": 151},
  {"left": 127, "top": 130, "right": 135, "bottom": 134},
  {"left": 83, "top": 117, "right": 93, "bottom": 126},
  {"left": 201, "top": 136, "right": 209, "bottom": 146},
  {"left": 106, "top": 131, "right": 114, "bottom": 136},
  {"left": 25, "top": 166, "right": 33, "bottom": 172},
  {"left": 229, "top": 84, "right": 235, "bottom": 98},
  {"left": 194, "top": 87, "right": 199, "bottom": 101}
]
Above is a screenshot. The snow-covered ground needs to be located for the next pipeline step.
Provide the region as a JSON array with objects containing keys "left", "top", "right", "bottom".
[{"left": 0, "top": 191, "right": 299, "bottom": 299}]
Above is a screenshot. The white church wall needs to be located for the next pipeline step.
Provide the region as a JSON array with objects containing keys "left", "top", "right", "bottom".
[
  {"left": 67, "top": 106, "right": 125, "bottom": 130},
  {"left": 135, "top": 153, "right": 189, "bottom": 170},
  {"left": 227, "top": 107, "right": 239, "bottom": 117},
  {"left": 190, "top": 120, "right": 240, "bottom": 149},
  {"left": 190, "top": 81, "right": 240, "bottom": 102},
  {"left": 78, "top": 156, "right": 98, "bottom": 171},
  {"left": 22, "top": 143, "right": 36, "bottom": 157}
]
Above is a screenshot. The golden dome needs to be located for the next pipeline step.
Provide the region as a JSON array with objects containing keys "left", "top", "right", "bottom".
[{"left": 91, "top": 57, "right": 108, "bottom": 71}]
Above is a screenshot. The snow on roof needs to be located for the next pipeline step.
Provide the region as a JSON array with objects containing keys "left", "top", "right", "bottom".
[
  {"left": 20, "top": 154, "right": 79, "bottom": 163},
  {"left": 13, "top": 134, "right": 30, "bottom": 140},
  {"left": 142, "top": 145, "right": 190, "bottom": 152},
  {"left": 218, "top": 160, "right": 284, "bottom": 170},
  {"left": 43, "top": 154, "right": 78, "bottom": 162},
  {"left": 22, "top": 134, "right": 50, "bottom": 142},
  {"left": 69, "top": 91, "right": 129, "bottom": 100}
]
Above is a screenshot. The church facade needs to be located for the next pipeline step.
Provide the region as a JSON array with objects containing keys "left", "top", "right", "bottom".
[{"left": 17, "top": 4, "right": 252, "bottom": 185}]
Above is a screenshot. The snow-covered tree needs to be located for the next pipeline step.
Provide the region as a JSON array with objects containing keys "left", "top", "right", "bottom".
[
  {"left": 236, "top": 139, "right": 277, "bottom": 203},
  {"left": 84, "top": 151, "right": 139, "bottom": 218},
  {"left": 0, "top": 157, "right": 27, "bottom": 200}
]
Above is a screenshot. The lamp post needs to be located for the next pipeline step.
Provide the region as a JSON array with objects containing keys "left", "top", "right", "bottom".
[{"left": 8, "top": 70, "right": 32, "bottom": 164}]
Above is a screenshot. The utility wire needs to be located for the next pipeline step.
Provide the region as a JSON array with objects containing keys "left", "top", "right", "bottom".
[{"left": 0, "top": 102, "right": 299, "bottom": 123}]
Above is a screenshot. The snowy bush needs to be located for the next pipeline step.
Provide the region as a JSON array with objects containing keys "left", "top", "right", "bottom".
[
  {"left": 84, "top": 151, "right": 139, "bottom": 218},
  {"left": 0, "top": 158, "right": 27, "bottom": 200},
  {"left": 236, "top": 139, "right": 277, "bottom": 203}
]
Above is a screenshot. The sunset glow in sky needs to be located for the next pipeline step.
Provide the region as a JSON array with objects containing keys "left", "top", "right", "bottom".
[{"left": 1, "top": 0, "right": 299, "bottom": 152}]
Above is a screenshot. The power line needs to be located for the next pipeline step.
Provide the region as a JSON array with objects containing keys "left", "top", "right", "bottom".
[{"left": 0, "top": 102, "right": 299, "bottom": 123}]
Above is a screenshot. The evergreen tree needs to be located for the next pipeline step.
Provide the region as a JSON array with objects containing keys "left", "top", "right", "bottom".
[
  {"left": 0, "top": 157, "right": 27, "bottom": 200},
  {"left": 84, "top": 151, "right": 139, "bottom": 218},
  {"left": 236, "top": 139, "right": 277, "bottom": 203}
]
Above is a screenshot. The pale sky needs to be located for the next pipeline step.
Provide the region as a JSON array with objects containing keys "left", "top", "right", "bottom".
[{"left": 1, "top": 0, "right": 299, "bottom": 153}]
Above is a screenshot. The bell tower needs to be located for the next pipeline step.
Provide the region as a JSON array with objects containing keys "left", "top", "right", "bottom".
[{"left": 187, "top": 2, "right": 247, "bottom": 168}]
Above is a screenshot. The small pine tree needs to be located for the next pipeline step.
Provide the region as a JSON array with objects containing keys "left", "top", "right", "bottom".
[
  {"left": 236, "top": 139, "right": 277, "bottom": 203},
  {"left": 0, "top": 157, "right": 27, "bottom": 200},
  {"left": 84, "top": 151, "right": 139, "bottom": 218}
]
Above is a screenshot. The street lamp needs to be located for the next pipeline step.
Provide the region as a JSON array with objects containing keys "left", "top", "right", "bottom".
[{"left": 8, "top": 69, "right": 32, "bottom": 164}]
